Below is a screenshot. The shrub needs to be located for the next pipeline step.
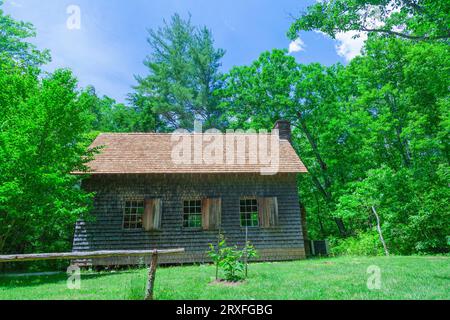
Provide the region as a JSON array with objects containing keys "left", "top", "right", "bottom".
[
  {"left": 329, "top": 231, "right": 385, "bottom": 256},
  {"left": 207, "top": 235, "right": 257, "bottom": 282}
]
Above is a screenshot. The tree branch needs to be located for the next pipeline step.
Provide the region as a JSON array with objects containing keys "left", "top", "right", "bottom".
[{"left": 361, "top": 27, "right": 450, "bottom": 41}]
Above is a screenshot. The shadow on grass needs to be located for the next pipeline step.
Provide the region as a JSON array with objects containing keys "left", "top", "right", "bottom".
[
  {"left": 0, "top": 269, "right": 144, "bottom": 290},
  {"left": 433, "top": 275, "right": 450, "bottom": 281}
]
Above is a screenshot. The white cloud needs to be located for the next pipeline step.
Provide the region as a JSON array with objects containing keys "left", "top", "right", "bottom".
[
  {"left": 334, "top": 31, "right": 367, "bottom": 61},
  {"left": 288, "top": 37, "right": 306, "bottom": 54},
  {"left": 312, "top": 0, "right": 402, "bottom": 61},
  {"left": 314, "top": 30, "right": 365, "bottom": 61}
]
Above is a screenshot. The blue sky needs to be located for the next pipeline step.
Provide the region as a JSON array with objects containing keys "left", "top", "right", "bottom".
[{"left": 4, "top": 0, "right": 365, "bottom": 104}]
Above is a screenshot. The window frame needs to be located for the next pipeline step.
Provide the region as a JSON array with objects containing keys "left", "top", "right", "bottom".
[
  {"left": 122, "top": 199, "right": 145, "bottom": 230},
  {"left": 182, "top": 199, "right": 203, "bottom": 230},
  {"left": 240, "top": 197, "right": 259, "bottom": 228}
]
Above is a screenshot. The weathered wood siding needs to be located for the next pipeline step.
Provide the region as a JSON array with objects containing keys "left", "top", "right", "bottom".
[{"left": 72, "top": 173, "right": 305, "bottom": 265}]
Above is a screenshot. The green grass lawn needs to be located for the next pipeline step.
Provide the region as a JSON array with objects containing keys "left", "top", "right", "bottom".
[{"left": 0, "top": 256, "right": 449, "bottom": 300}]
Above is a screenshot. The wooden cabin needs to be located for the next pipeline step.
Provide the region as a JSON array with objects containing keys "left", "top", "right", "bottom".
[{"left": 72, "top": 121, "right": 308, "bottom": 265}]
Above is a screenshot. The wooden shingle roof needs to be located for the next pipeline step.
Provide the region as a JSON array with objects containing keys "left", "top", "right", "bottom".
[{"left": 81, "top": 133, "right": 308, "bottom": 174}]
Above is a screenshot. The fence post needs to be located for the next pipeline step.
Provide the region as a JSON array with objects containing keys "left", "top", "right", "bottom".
[
  {"left": 145, "top": 250, "right": 159, "bottom": 300},
  {"left": 244, "top": 226, "right": 248, "bottom": 278}
]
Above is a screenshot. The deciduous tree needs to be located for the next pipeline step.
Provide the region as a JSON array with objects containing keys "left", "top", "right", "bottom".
[{"left": 288, "top": 0, "right": 450, "bottom": 42}]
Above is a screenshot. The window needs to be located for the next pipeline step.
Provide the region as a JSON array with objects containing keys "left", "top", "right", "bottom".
[
  {"left": 123, "top": 200, "right": 144, "bottom": 229},
  {"left": 240, "top": 198, "right": 259, "bottom": 227},
  {"left": 183, "top": 200, "right": 202, "bottom": 228}
]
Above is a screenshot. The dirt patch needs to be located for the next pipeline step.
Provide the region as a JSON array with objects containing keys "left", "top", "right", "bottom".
[{"left": 209, "top": 279, "right": 246, "bottom": 287}]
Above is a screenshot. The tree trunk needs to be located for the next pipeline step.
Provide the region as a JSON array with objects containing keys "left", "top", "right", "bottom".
[
  {"left": 299, "top": 202, "right": 309, "bottom": 241},
  {"left": 304, "top": 165, "right": 347, "bottom": 236},
  {"left": 333, "top": 218, "right": 348, "bottom": 237},
  {"left": 371, "top": 206, "right": 389, "bottom": 256},
  {"left": 295, "top": 112, "right": 347, "bottom": 236},
  {"left": 314, "top": 195, "right": 326, "bottom": 238},
  {"left": 387, "top": 93, "right": 412, "bottom": 167},
  {"left": 299, "top": 201, "right": 311, "bottom": 255},
  {"left": 0, "top": 216, "right": 15, "bottom": 255},
  {"left": 297, "top": 113, "right": 332, "bottom": 190}
]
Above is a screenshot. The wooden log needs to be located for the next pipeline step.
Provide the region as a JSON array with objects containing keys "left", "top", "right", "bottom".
[
  {"left": 0, "top": 249, "right": 184, "bottom": 263},
  {"left": 145, "top": 251, "right": 159, "bottom": 300}
]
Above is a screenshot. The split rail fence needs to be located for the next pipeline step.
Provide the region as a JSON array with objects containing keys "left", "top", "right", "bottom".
[{"left": 0, "top": 248, "right": 185, "bottom": 300}]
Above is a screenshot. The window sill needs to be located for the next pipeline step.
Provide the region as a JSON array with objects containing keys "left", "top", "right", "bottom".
[{"left": 182, "top": 228, "right": 204, "bottom": 231}]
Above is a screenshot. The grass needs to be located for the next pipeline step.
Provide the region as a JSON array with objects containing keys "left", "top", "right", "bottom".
[{"left": 0, "top": 256, "right": 449, "bottom": 300}]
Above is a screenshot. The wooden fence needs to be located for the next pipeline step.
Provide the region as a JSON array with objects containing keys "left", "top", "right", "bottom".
[{"left": 0, "top": 248, "right": 185, "bottom": 300}]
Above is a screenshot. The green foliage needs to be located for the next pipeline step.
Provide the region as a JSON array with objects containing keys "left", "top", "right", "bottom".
[
  {"left": 288, "top": 0, "right": 450, "bottom": 41},
  {"left": 331, "top": 37, "right": 450, "bottom": 254},
  {"left": 219, "top": 49, "right": 300, "bottom": 130},
  {"left": 0, "top": 1, "right": 50, "bottom": 67},
  {"left": 335, "top": 166, "right": 450, "bottom": 255},
  {"left": 329, "top": 232, "right": 385, "bottom": 256},
  {"left": 0, "top": 59, "right": 97, "bottom": 257},
  {"left": 83, "top": 86, "right": 141, "bottom": 132},
  {"left": 207, "top": 235, "right": 258, "bottom": 282},
  {"left": 0, "top": 7, "right": 99, "bottom": 264},
  {"left": 219, "top": 37, "right": 449, "bottom": 254},
  {"left": 132, "top": 14, "right": 226, "bottom": 131}
]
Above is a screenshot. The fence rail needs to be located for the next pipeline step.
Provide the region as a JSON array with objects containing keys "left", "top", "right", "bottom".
[
  {"left": 0, "top": 248, "right": 185, "bottom": 300},
  {"left": 0, "top": 249, "right": 185, "bottom": 263}
]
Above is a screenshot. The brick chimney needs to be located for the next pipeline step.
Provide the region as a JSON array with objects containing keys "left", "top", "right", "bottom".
[{"left": 273, "top": 120, "right": 291, "bottom": 142}]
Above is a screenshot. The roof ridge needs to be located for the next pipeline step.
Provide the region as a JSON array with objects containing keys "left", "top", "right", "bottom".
[
  {"left": 99, "top": 132, "right": 168, "bottom": 135},
  {"left": 98, "top": 132, "right": 284, "bottom": 136}
]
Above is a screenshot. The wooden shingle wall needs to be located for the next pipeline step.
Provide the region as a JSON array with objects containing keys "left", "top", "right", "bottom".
[{"left": 72, "top": 173, "right": 306, "bottom": 265}]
